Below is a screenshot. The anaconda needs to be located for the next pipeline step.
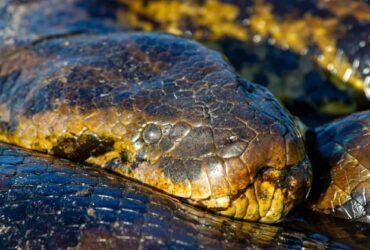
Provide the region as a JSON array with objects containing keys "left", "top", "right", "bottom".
[
  {"left": 0, "top": 0, "right": 369, "bottom": 249},
  {"left": 0, "top": 31, "right": 312, "bottom": 223}
]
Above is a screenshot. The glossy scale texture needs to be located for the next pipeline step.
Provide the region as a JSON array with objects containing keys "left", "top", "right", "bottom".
[
  {"left": 0, "top": 0, "right": 369, "bottom": 248},
  {"left": 309, "top": 110, "right": 370, "bottom": 222},
  {"left": 0, "top": 142, "right": 367, "bottom": 249}
]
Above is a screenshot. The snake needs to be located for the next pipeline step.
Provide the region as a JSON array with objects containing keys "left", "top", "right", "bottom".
[{"left": 0, "top": 0, "right": 369, "bottom": 249}]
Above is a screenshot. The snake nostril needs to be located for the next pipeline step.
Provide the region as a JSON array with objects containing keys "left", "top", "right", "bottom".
[
  {"left": 120, "top": 150, "right": 130, "bottom": 164},
  {"left": 136, "top": 150, "right": 147, "bottom": 162},
  {"left": 255, "top": 166, "right": 275, "bottom": 180}
]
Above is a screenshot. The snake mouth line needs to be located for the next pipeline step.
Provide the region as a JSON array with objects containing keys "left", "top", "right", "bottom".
[
  {"left": 107, "top": 156, "right": 310, "bottom": 224},
  {"left": 0, "top": 115, "right": 311, "bottom": 224},
  {"left": 99, "top": 161, "right": 291, "bottom": 223},
  {"left": 68, "top": 134, "right": 310, "bottom": 224},
  {"left": 212, "top": 161, "right": 311, "bottom": 223},
  {"left": 51, "top": 131, "right": 309, "bottom": 223}
]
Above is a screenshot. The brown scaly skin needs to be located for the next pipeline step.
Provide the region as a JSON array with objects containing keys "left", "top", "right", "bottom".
[
  {"left": 308, "top": 110, "right": 370, "bottom": 222},
  {"left": 0, "top": 0, "right": 121, "bottom": 53},
  {"left": 117, "top": 0, "right": 370, "bottom": 116},
  {"left": 0, "top": 0, "right": 367, "bottom": 231},
  {"left": 0, "top": 32, "right": 311, "bottom": 223}
]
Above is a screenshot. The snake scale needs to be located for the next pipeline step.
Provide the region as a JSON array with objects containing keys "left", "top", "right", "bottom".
[{"left": 0, "top": 0, "right": 369, "bottom": 249}]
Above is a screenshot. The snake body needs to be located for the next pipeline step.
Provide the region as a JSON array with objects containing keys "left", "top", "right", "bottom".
[
  {"left": 0, "top": 0, "right": 369, "bottom": 248},
  {"left": 308, "top": 110, "right": 370, "bottom": 222},
  {"left": 2, "top": 142, "right": 368, "bottom": 249}
]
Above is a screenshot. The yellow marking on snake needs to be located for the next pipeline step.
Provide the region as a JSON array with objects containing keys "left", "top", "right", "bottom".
[
  {"left": 0, "top": 107, "right": 302, "bottom": 223},
  {"left": 118, "top": 0, "right": 248, "bottom": 40},
  {"left": 118, "top": 0, "right": 367, "bottom": 92}
]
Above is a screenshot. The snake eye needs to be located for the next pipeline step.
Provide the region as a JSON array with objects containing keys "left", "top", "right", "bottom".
[{"left": 143, "top": 123, "right": 162, "bottom": 144}]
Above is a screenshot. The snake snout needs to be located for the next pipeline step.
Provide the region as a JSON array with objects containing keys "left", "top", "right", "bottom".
[
  {"left": 215, "top": 131, "right": 312, "bottom": 223},
  {"left": 128, "top": 118, "right": 311, "bottom": 223}
]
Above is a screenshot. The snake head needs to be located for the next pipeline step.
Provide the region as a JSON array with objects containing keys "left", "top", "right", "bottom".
[
  {"left": 1, "top": 33, "right": 312, "bottom": 223},
  {"left": 108, "top": 76, "right": 312, "bottom": 223}
]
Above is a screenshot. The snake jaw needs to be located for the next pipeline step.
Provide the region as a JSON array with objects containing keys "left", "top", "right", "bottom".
[
  {"left": 120, "top": 119, "right": 312, "bottom": 223},
  {"left": 51, "top": 118, "right": 311, "bottom": 224},
  {"left": 105, "top": 100, "right": 312, "bottom": 223},
  {"left": 218, "top": 158, "right": 312, "bottom": 223}
]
